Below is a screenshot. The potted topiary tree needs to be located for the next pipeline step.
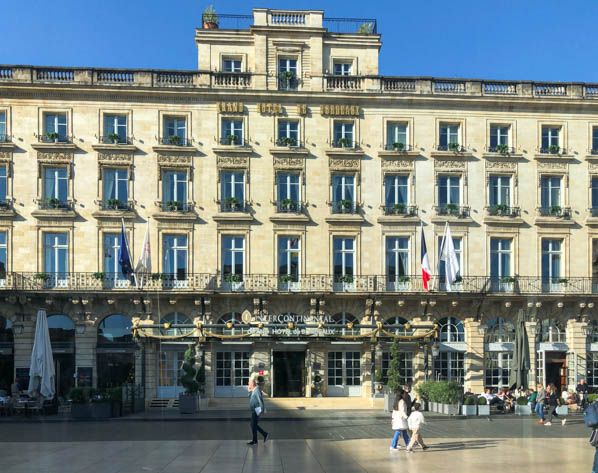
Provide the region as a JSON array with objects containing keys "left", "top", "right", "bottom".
[
  {"left": 202, "top": 5, "right": 219, "bottom": 29},
  {"left": 384, "top": 339, "right": 404, "bottom": 410},
  {"left": 515, "top": 395, "right": 531, "bottom": 415},
  {"left": 179, "top": 344, "right": 199, "bottom": 414},
  {"left": 312, "top": 373, "right": 323, "bottom": 397},
  {"left": 374, "top": 370, "right": 384, "bottom": 394},
  {"left": 462, "top": 396, "right": 476, "bottom": 416},
  {"left": 477, "top": 395, "right": 490, "bottom": 416}
]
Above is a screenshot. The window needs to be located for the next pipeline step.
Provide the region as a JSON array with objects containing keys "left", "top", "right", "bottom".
[
  {"left": 44, "top": 113, "right": 67, "bottom": 142},
  {"left": 588, "top": 353, "right": 598, "bottom": 387},
  {"left": 592, "top": 177, "right": 598, "bottom": 211},
  {"left": 163, "top": 171, "right": 188, "bottom": 210},
  {"left": 386, "top": 123, "right": 407, "bottom": 149},
  {"left": 333, "top": 61, "right": 353, "bottom": 76},
  {"left": 539, "top": 319, "right": 566, "bottom": 343},
  {"left": 103, "top": 115, "right": 127, "bottom": 143},
  {"left": 43, "top": 167, "right": 68, "bottom": 206},
  {"left": 434, "top": 352, "right": 465, "bottom": 383},
  {"left": 0, "top": 166, "right": 7, "bottom": 204},
  {"left": 222, "top": 58, "right": 242, "bottom": 72},
  {"left": 97, "top": 315, "right": 133, "bottom": 344},
  {"left": 44, "top": 233, "right": 68, "bottom": 285},
  {"left": 541, "top": 239, "right": 562, "bottom": 286},
  {"left": 216, "top": 313, "right": 249, "bottom": 336},
  {"left": 278, "top": 58, "right": 298, "bottom": 90},
  {"left": 485, "top": 318, "right": 515, "bottom": 343},
  {"left": 0, "top": 231, "right": 6, "bottom": 276},
  {"left": 541, "top": 126, "right": 560, "bottom": 152},
  {"left": 103, "top": 168, "right": 128, "bottom": 209},
  {"left": 490, "top": 238, "right": 512, "bottom": 280},
  {"left": 593, "top": 127, "right": 598, "bottom": 154},
  {"left": 333, "top": 121, "right": 354, "bottom": 147},
  {"left": 163, "top": 117, "right": 186, "bottom": 145},
  {"left": 383, "top": 316, "right": 414, "bottom": 336},
  {"left": 382, "top": 351, "right": 414, "bottom": 385},
  {"left": 278, "top": 236, "right": 300, "bottom": 281},
  {"left": 277, "top": 173, "right": 300, "bottom": 212},
  {"left": 163, "top": 235, "right": 188, "bottom": 282},
  {"left": 385, "top": 237, "right": 409, "bottom": 283},
  {"left": 384, "top": 175, "right": 408, "bottom": 209},
  {"left": 438, "top": 236, "right": 462, "bottom": 283},
  {"left": 332, "top": 174, "right": 355, "bottom": 213},
  {"left": 438, "top": 175, "right": 460, "bottom": 207},
  {"left": 221, "top": 172, "right": 245, "bottom": 211},
  {"left": 103, "top": 233, "right": 126, "bottom": 287},
  {"left": 327, "top": 351, "right": 360, "bottom": 386},
  {"left": 333, "top": 237, "right": 355, "bottom": 280},
  {"left": 277, "top": 120, "right": 299, "bottom": 146},
  {"left": 331, "top": 312, "right": 359, "bottom": 336},
  {"left": 216, "top": 351, "right": 249, "bottom": 386},
  {"left": 222, "top": 236, "right": 245, "bottom": 278},
  {"left": 439, "top": 124, "right": 459, "bottom": 150},
  {"left": 221, "top": 119, "right": 243, "bottom": 145},
  {"left": 0, "top": 111, "right": 6, "bottom": 141},
  {"left": 490, "top": 125, "right": 509, "bottom": 151},
  {"left": 484, "top": 352, "right": 512, "bottom": 389},
  {"left": 489, "top": 176, "right": 511, "bottom": 207},
  {"left": 540, "top": 177, "right": 561, "bottom": 208},
  {"left": 438, "top": 316, "right": 465, "bottom": 343},
  {"left": 47, "top": 315, "right": 75, "bottom": 343},
  {"left": 160, "top": 312, "right": 192, "bottom": 336},
  {"left": 588, "top": 321, "right": 598, "bottom": 344}
]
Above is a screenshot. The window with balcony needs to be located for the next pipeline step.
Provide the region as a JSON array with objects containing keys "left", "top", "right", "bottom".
[
  {"left": 103, "top": 168, "right": 128, "bottom": 210},
  {"left": 386, "top": 123, "right": 407, "bottom": 151},
  {"left": 490, "top": 238, "right": 512, "bottom": 290},
  {"left": 221, "top": 119, "right": 243, "bottom": 145},
  {"left": 0, "top": 111, "right": 6, "bottom": 141},
  {"left": 332, "top": 174, "right": 355, "bottom": 213},
  {"left": 103, "top": 115, "right": 127, "bottom": 143},
  {"left": 278, "top": 236, "right": 300, "bottom": 288},
  {"left": 163, "top": 117, "right": 186, "bottom": 146},
  {"left": 277, "top": 120, "right": 299, "bottom": 147},
  {"left": 277, "top": 173, "right": 300, "bottom": 213},
  {"left": 163, "top": 235, "right": 188, "bottom": 286},
  {"left": 222, "top": 58, "right": 242, "bottom": 72},
  {"left": 592, "top": 127, "right": 598, "bottom": 154},
  {"left": 222, "top": 236, "right": 245, "bottom": 286},
  {"left": 43, "top": 113, "right": 67, "bottom": 142},
  {"left": 437, "top": 175, "right": 460, "bottom": 214},
  {"left": 163, "top": 171, "right": 188, "bottom": 211},
  {"left": 333, "top": 121, "right": 354, "bottom": 148},
  {"left": 541, "top": 126, "right": 561, "bottom": 153},
  {"left": 438, "top": 124, "right": 460, "bottom": 151},
  {"left": 489, "top": 125, "right": 509, "bottom": 153},
  {"left": 103, "top": 233, "right": 126, "bottom": 288},
  {"left": 333, "top": 61, "right": 353, "bottom": 76},
  {"left": 540, "top": 176, "right": 562, "bottom": 214},
  {"left": 43, "top": 167, "right": 68, "bottom": 208},
  {"left": 0, "top": 231, "right": 7, "bottom": 277},
  {"left": 333, "top": 237, "right": 355, "bottom": 288},
  {"left": 221, "top": 172, "right": 245, "bottom": 212},
  {"left": 438, "top": 236, "right": 462, "bottom": 287},
  {"left": 44, "top": 233, "right": 68, "bottom": 286},
  {"left": 488, "top": 175, "right": 513, "bottom": 215},
  {"left": 278, "top": 58, "right": 298, "bottom": 90},
  {"left": 541, "top": 239, "right": 562, "bottom": 291},
  {"left": 0, "top": 166, "right": 7, "bottom": 207},
  {"left": 384, "top": 175, "right": 409, "bottom": 214},
  {"left": 386, "top": 237, "right": 409, "bottom": 290}
]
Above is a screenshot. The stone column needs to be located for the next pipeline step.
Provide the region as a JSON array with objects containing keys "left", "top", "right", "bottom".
[
  {"left": 74, "top": 323, "right": 97, "bottom": 388},
  {"left": 567, "top": 319, "right": 588, "bottom": 387},
  {"left": 310, "top": 342, "right": 326, "bottom": 397},
  {"left": 464, "top": 318, "right": 484, "bottom": 393},
  {"left": 525, "top": 321, "right": 538, "bottom": 387}
]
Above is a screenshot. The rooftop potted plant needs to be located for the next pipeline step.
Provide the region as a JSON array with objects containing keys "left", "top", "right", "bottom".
[
  {"left": 202, "top": 5, "right": 219, "bottom": 29},
  {"left": 179, "top": 344, "right": 199, "bottom": 414},
  {"left": 107, "top": 133, "right": 120, "bottom": 144},
  {"left": 462, "top": 395, "right": 476, "bottom": 416},
  {"left": 357, "top": 22, "right": 373, "bottom": 34}
]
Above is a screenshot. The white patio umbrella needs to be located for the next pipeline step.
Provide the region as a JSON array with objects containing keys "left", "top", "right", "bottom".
[{"left": 28, "top": 309, "right": 55, "bottom": 398}]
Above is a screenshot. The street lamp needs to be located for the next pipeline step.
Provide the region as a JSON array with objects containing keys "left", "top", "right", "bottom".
[{"left": 431, "top": 342, "right": 440, "bottom": 358}]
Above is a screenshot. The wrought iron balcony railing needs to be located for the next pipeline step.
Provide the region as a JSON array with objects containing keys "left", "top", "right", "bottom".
[
  {"left": 331, "top": 200, "right": 358, "bottom": 214},
  {"left": 37, "top": 199, "right": 74, "bottom": 210},
  {"left": 436, "top": 144, "right": 466, "bottom": 152},
  {"left": 158, "top": 201, "right": 193, "bottom": 212},
  {"left": 537, "top": 206, "right": 571, "bottom": 218},
  {"left": 486, "top": 205, "right": 520, "bottom": 217},
  {"left": 275, "top": 200, "right": 305, "bottom": 214},
  {"left": 38, "top": 134, "right": 71, "bottom": 144},
  {"left": 382, "top": 204, "right": 417, "bottom": 216},
  {"left": 220, "top": 198, "right": 247, "bottom": 212},
  {"left": 275, "top": 137, "right": 303, "bottom": 148},
  {"left": 539, "top": 147, "right": 567, "bottom": 155},
  {"left": 219, "top": 136, "right": 246, "bottom": 146},
  {"left": 99, "top": 200, "right": 135, "bottom": 211},
  {"left": 435, "top": 205, "right": 470, "bottom": 217},
  {"left": 99, "top": 135, "right": 131, "bottom": 145},
  {"left": 159, "top": 136, "right": 190, "bottom": 146},
  {"left": 384, "top": 143, "right": 413, "bottom": 152},
  {"left": 486, "top": 145, "right": 516, "bottom": 154}
]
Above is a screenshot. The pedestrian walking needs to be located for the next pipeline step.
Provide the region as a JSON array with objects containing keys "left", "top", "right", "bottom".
[
  {"left": 544, "top": 384, "right": 565, "bottom": 426},
  {"left": 247, "top": 375, "right": 268, "bottom": 445},
  {"left": 390, "top": 389, "right": 410, "bottom": 451},
  {"left": 406, "top": 402, "right": 429, "bottom": 453},
  {"left": 577, "top": 378, "right": 590, "bottom": 409},
  {"left": 535, "top": 384, "right": 546, "bottom": 424}
]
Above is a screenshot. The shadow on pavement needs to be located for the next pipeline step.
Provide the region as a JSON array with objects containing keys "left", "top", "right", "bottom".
[{"left": 426, "top": 439, "right": 500, "bottom": 451}]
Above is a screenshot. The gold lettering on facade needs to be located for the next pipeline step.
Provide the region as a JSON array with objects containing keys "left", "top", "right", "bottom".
[
  {"left": 321, "top": 104, "right": 360, "bottom": 117},
  {"left": 258, "top": 103, "right": 284, "bottom": 115},
  {"left": 218, "top": 102, "right": 244, "bottom": 113}
]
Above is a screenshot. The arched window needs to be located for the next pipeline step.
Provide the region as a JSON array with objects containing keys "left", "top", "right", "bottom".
[
  {"left": 160, "top": 312, "right": 193, "bottom": 336},
  {"left": 216, "top": 312, "right": 248, "bottom": 335},
  {"left": 539, "top": 319, "right": 566, "bottom": 343},
  {"left": 587, "top": 321, "right": 598, "bottom": 344},
  {"left": 438, "top": 317, "right": 465, "bottom": 343},
  {"left": 485, "top": 318, "right": 515, "bottom": 343},
  {"left": 383, "top": 316, "right": 414, "bottom": 336},
  {"left": 0, "top": 316, "right": 12, "bottom": 343},
  {"left": 97, "top": 315, "right": 133, "bottom": 344},
  {"left": 47, "top": 315, "right": 75, "bottom": 343},
  {"left": 331, "top": 312, "right": 359, "bottom": 335}
]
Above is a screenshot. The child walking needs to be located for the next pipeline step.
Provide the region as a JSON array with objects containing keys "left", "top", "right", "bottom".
[
  {"left": 406, "top": 402, "right": 429, "bottom": 453},
  {"left": 390, "top": 389, "right": 410, "bottom": 451}
]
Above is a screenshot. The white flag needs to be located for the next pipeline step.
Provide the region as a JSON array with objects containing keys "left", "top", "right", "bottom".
[
  {"left": 440, "top": 222, "right": 460, "bottom": 291},
  {"left": 135, "top": 219, "right": 151, "bottom": 288}
]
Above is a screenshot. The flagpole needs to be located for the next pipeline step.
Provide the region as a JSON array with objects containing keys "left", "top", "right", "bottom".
[{"left": 434, "top": 222, "right": 449, "bottom": 292}]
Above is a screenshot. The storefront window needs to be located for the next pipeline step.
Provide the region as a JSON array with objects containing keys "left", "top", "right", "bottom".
[
  {"left": 485, "top": 318, "right": 515, "bottom": 343},
  {"left": 438, "top": 317, "right": 465, "bottom": 342},
  {"left": 539, "top": 319, "right": 566, "bottom": 343},
  {"left": 97, "top": 314, "right": 134, "bottom": 344}
]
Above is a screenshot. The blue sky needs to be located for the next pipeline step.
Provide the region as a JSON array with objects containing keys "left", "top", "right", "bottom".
[{"left": 3, "top": 0, "right": 597, "bottom": 82}]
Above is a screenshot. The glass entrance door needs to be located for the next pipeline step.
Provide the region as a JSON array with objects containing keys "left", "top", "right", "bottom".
[
  {"left": 54, "top": 354, "right": 75, "bottom": 399},
  {"left": 157, "top": 350, "right": 186, "bottom": 398},
  {"left": 327, "top": 351, "right": 361, "bottom": 397},
  {"left": 214, "top": 351, "right": 249, "bottom": 397},
  {"left": 273, "top": 351, "right": 305, "bottom": 397}
]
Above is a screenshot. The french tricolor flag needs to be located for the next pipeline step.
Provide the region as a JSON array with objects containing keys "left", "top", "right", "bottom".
[{"left": 421, "top": 223, "right": 431, "bottom": 290}]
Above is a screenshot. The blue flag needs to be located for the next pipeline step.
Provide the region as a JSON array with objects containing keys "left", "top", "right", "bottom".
[{"left": 118, "top": 220, "right": 133, "bottom": 278}]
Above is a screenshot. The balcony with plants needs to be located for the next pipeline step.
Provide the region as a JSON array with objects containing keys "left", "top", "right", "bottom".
[
  {"left": 486, "top": 205, "right": 520, "bottom": 217},
  {"left": 278, "top": 70, "right": 298, "bottom": 91},
  {"left": 220, "top": 197, "right": 247, "bottom": 213},
  {"left": 279, "top": 273, "right": 300, "bottom": 291},
  {"left": 331, "top": 199, "right": 358, "bottom": 214},
  {"left": 37, "top": 198, "right": 75, "bottom": 211},
  {"left": 332, "top": 137, "right": 356, "bottom": 149},
  {"left": 382, "top": 203, "right": 417, "bottom": 217},
  {"left": 434, "top": 204, "right": 470, "bottom": 218}
]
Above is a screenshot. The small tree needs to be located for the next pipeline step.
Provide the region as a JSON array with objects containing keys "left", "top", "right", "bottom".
[
  {"left": 180, "top": 344, "right": 199, "bottom": 395},
  {"left": 386, "top": 338, "right": 405, "bottom": 393}
]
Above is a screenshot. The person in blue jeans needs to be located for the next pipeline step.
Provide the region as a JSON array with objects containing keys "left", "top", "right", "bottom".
[
  {"left": 390, "top": 390, "right": 410, "bottom": 451},
  {"left": 535, "top": 384, "right": 545, "bottom": 423}
]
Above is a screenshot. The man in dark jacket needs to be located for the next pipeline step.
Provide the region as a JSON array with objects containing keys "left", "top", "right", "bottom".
[
  {"left": 544, "top": 384, "right": 564, "bottom": 426},
  {"left": 577, "top": 379, "right": 590, "bottom": 408},
  {"left": 247, "top": 376, "right": 268, "bottom": 445}
]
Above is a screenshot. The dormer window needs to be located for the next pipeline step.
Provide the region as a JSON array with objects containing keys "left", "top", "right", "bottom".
[
  {"left": 223, "top": 58, "right": 242, "bottom": 72},
  {"left": 333, "top": 61, "right": 353, "bottom": 76}
]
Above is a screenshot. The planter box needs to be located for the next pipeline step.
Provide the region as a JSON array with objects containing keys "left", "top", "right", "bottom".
[
  {"left": 384, "top": 392, "right": 392, "bottom": 413},
  {"left": 515, "top": 404, "right": 532, "bottom": 416},
  {"left": 442, "top": 403, "right": 459, "bottom": 416},
  {"left": 90, "top": 402, "right": 112, "bottom": 419},
  {"left": 556, "top": 405, "right": 568, "bottom": 416},
  {"left": 462, "top": 405, "right": 476, "bottom": 416},
  {"left": 111, "top": 402, "right": 122, "bottom": 417},
  {"left": 198, "top": 395, "right": 209, "bottom": 409},
  {"left": 71, "top": 403, "right": 92, "bottom": 419},
  {"left": 179, "top": 393, "right": 198, "bottom": 414},
  {"left": 430, "top": 402, "right": 438, "bottom": 413},
  {"left": 477, "top": 405, "right": 490, "bottom": 416}
]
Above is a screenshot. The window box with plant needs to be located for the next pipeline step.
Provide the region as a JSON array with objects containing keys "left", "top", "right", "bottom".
[
  {"left": 226, "top": 135, "right": 239, "bottom": 145},
  {"left": 391, "top": 142, "right": 405, "bottom": 152},
  {"left": 167, "top": 135, "right": 182, "bottom": 146},
  {"left": 34, "top": 272, "right": 51, "bottom": 281},
  {"left": 223, "top": 273, "right": 243, "bottom": 291},
  {"left": 44, "top": 198, "right": 61, "bottom": 209},
  {"left": 495, "top": 143, "right": 510, "bottom": 155},
  {"left": 445, "top": 203, "right": 459, "bottom": 215},
  {"left": 277, "top": 136, "right": 297, "bottom": 148},
  {"left": 279, "top": 70, "right": 296, "bottom": 88},
  {"left": 336, "top": 137, "right": 354, "bottom": 148},
  {"left": 106, "top": 198, "right": 123, "bottom": 210},
  {"left": 491, "top": 204, "right": 509, "bottom": 216},
  {"left": 280, "top": 198, "right": 297, "bottom": 212},
  {"left": 335, "top": 274, "right": 354, "bottom": 292},
  {"left": 448, "top": 142, "right": 461, "bottom": 152},
  {"left": 107, "top": 133, "right": 121, "bottom": 144},
  {"left": 202, "top": 5, "right": 219, "bottom": 29},
  {"left": 391, "top": 203, "right": 406, "bottom": 215},
  {"left": 223, "top": 196, "right": 241, "bottom": 211},
  {"left": 46, "top": 132, "right": 60, "bottom": 143},
  {"left": 165, "top": 200, "right": 182, "bottom": 212},
  {"left": 338, "top": 199, "right": 354, "bottom": 213},
  {"left": 279, "top": 273, "right": 299, "bottom": 291},
  {"left": 92, "top": 272, "right": 105, "bottom": 281},
  {"left": 549, "top": 205, "right": 562, "bottom": 216},
  {"left": 462, "top": 396, "right": 476, "bottom": 416},
  {"left": 548, "top": 144, "right": 560, "bottom": 154}
]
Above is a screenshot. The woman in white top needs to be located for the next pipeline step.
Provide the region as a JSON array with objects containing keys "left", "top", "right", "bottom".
[
  {"left": 406, "top": 402, "right": 429, "bottom": 453},
  {"left": 390, "top": 389, "right": 410, "bottom": 451}
]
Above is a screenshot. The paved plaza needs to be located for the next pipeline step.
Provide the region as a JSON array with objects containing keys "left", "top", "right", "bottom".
[{"left": 0, "top": 414, "right": 593, "bottom": 472}]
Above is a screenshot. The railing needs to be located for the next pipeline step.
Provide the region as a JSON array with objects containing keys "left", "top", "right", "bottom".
[
  {"left": 0, "top": 199, "right": 12, "bottom": 211},
  {"left": 435, "top": 205, "right": 470, "bottom": 218},
  {"left": 382, "top": 205, "right": 417, "bottom": 216},
  {"left": 220, "top": 199, "right": 247, "bottom": 212},
  {"left": 0, "top": 134, "right": 10, "bottom": 143},
  {"left": 98, "top": 200, "right": 135, "bottom": 211},
  {"left": 486, "top": 206, "right": 520, "bottom": 217},
  {"left": 538, "top": 147, "right": 567, "bottom": 155},
  {"left": 0, "top": 68, "right": 12, "bottom": 80},
  {"left": 382, "top": 78, "right": 415, "bottom": 92},
  {"left": 587, "top": 86, "right": 598, "bottom": 97},
  {"left": 324, "top": 18, "right": 377, "bottom": 34},
  {"left": 213, "top": 72, "right": 251, "bottom": 87},
  {"left": 484, "top": 82, "right": 517, "bottom": 95},
  {"left": 38, "top": 134, "right": 70, "bottom": 144},
  {"left": 6, "top": 272, "right": 598, "bottom": 295},
  {"left": 36, "top": 69, "right": 74, "bottom": 81},
  {"left": 158, "top": 201, "right": 193, "bottom": 213},
  {"left": 537, "top": 206, "right": 571, "bottom": 218},
  {"left": 487, "top": 145, "right": 516, "bottom": 154},
  {"left": 37, "top": 199, "right": 75, "bottom": 210},
  {"left": 331, "top": 201, "right": 358, "bottom": 214},
  {"left": 156, "top": 71, "right": 194, "bottom": 86},
  {"left": 99, "top": 135, "right": 131, "bottom": 145},
  {"left": 534, "top": 83, "right": 567, "bottom": 96},
  {"left": 159, "top": 136, "right": 189, "bottom": 146},
  {"left": 269, "top": 11, "right": 306, "bottom": 25},
  {"left": 331, "top": 140, "right": 356, "bottom": 149},
  {"left": 278, "top": 78, "right": 299, "bottom": 90},
  {"left": 275, "top": 200, "right": 304, "bottom": 214},
  {"left": 97, "top": 70, "right": 135, "bottom": 83},
  {"left": 436, "top": 144, "right": 466, "bottom": 152},
  {"left": 275, "top": 138, "right": 303, "bottom": 148},
  {"left": 219, "top": 137, "right": 245, "bottom": 146},
  {"left": 325, "top": 76, "right": 363, "bottom": 90},
  {"left": 384, "top": 143, "right": 413, "bottom": 152},
  {"left": 434, "top": 81, "right": 465, "bottom": 94}
]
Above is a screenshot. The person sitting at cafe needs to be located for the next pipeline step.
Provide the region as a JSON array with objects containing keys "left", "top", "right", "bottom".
[
  {"left": 463, "top": 387, "right": 477, "bottom": 402},
  {"left": 565, "top": 389, "right": 578, "bottom": 406},
  {"left": 576, "top": 379, "right": 590, "bottom": 408},
  {"left": 482, "top": 388, "right": 504, "bottom": 410},
  {"left": 498, "top": 388, "right": 515, "bottom": 412}
]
